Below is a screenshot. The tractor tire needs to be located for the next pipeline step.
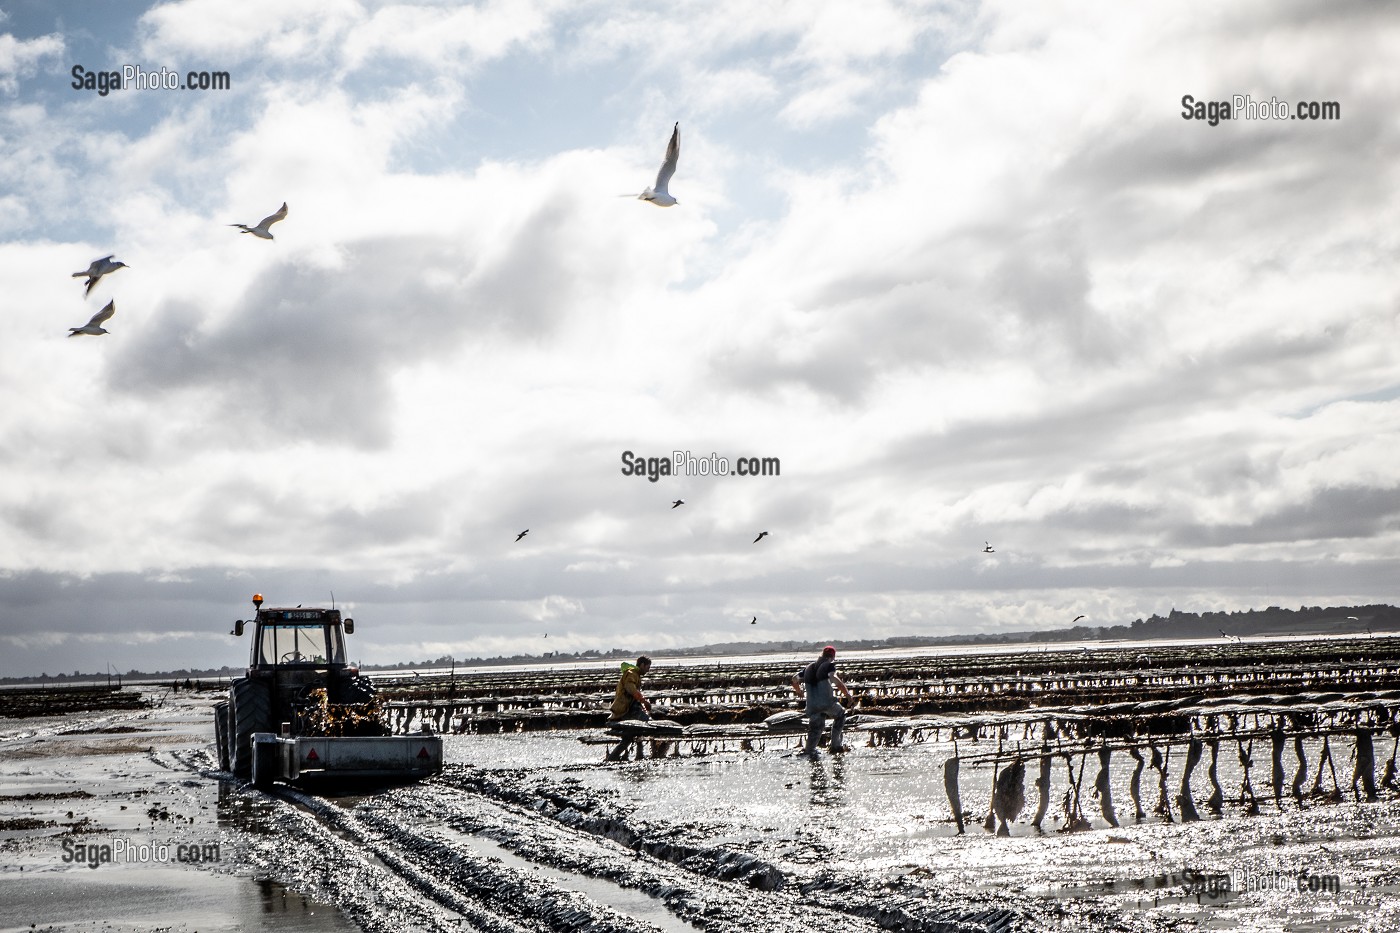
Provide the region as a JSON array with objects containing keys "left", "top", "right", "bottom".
[
  {"left": 214, "top": 701, "right": 230, "bottom": 771},
  {"left": 334, "top": 674, "right": 377, "bottom": 705},
  {"left": 230, "top": 679, "right": 272, "bottom": 779}
]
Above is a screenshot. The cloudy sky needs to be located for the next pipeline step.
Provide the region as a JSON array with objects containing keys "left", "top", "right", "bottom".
[{"left": 0, "top": 1, "right": 1396, "bottom": 678}]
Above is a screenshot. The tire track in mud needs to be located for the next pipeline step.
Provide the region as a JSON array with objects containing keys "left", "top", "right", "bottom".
[
  {"left": 167, "top": 710, "right": 1076, "bottom": 931},
  {"left": 205, "top": 745, "right": 1135, "bottom": 933},
  {"left": 229, "top": 782, "right": 470, "bottom": 933},
  {"left": 143, "top": 746, "right": 456, "bottom": 931},
  {"left": 278, "top": 783, "right": 676, "bottom": 933},
  {"left": 321, "top": 765, "right": 1042, "bottom": 933}
]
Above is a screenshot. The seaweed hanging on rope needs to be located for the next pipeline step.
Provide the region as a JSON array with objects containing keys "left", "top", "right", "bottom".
[
  {"left": 1177, "top": 738, "right": 1202, "bottom": 822},
  {"left": 1151, "top": 744, "right": 1174, "bottom": 822},
  {"left": 1238, "top": 738, "right": 1260, "bottom": 815},
  {"left": 1060, "top": 749, "right": 1091, "bottom": 833},
  {"left": 944, "top": 736, "right": 966, "bottom": 835},
  {"left": 983, "top": 728, "right": 1004, "bottom": 833},
  {"left": 1382, "top": 726, "right": 1400, "bottom": 791},
  {"left": 1031, "top": 722, "right": 1057, "bottom": 831},
  {"left": 993, "top": 756, "right": 1026, "bottom": 836},
  {"left": 1092, "top": 745, "right": 1118, "bottom": 828},
  {"left": 1127, "top": 745, "right": 1146, "bottom": 822}
]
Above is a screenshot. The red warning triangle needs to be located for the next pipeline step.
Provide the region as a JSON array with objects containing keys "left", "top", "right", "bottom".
[
  {"left": 417, "top": 747, "right": 430, "bottom": 759},
  {"left": 306, "top": 747, "right": 319, "bottom": 761}
]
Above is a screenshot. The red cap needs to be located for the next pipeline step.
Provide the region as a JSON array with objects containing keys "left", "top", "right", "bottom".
[{"left": 823, "top": 645, "right": 836, "bottom": 656}]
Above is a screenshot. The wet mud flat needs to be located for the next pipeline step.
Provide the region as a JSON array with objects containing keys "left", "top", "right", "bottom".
[
  {"left": 6, "top": 639, "right": 1400, "bottom": 933},
  {"left": 340, "top": 636, "right": 1400, "bottom": 932},
  {"left": 0, "top": 691, "right": 357, "bottom": 932}
]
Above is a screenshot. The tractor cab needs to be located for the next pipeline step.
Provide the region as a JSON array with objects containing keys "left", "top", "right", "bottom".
[
  {"left": 248, "top": 609, "right": 349, "bottom": 670},
  {"left": 231, "top": 595, "right": 355, "bottom": 676}
]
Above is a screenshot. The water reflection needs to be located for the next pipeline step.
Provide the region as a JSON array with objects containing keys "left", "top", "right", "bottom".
[{"left": 809, "top": 755, "right": 846, "bottom": 808}]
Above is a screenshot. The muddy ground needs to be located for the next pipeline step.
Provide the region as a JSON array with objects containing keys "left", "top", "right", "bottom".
[{"left": 4, "top": 663, "right": 1400, "bottom": 933}]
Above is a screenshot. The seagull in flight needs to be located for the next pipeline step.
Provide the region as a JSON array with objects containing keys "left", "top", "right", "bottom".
[
  {"left": 230, "top": 201, "right": 288, "bottom": 239},
  {"left": 753, "top": 531, "right": 768, "bottom": 543},
  {"left": 1072, "top": 615, "right": 1086, "bottom": 623},
  {"left": 68, "top": 300, "right": 116, "bottom": 337},
  {"left": 750, "top": 616, "right": 757, "bottom": 625},
  {"left": 982, "top": 542, "right": 995, "bottom": 553},
  {"left": 637, "top": 123, "right": 680, "bottom": 207},
  {"left": 671, "top": 499, "right": 685, "bottom": 509},
  {"left": 515, "top": 529, "right": 529, "bottom": 542},
  {"left": 73, "top": 255, "right": 127, "bottom": 297}
]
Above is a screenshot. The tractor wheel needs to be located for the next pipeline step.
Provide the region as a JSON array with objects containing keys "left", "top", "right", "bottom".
[
  {"left": 214, "top": 701, "right": 230, "bottom": 771},
  {"left": 230, "top": 679, "right": 272, "bottom": 779},
  {"left": 334, "top": 674, "right": 377, "bottom": 705}
]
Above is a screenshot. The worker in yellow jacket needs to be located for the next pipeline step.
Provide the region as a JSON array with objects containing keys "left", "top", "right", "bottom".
[{"left": 607, "top": 656, "right": 652, "bottom": 760}]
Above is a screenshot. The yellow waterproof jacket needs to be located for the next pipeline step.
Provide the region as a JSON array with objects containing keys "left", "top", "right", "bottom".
[{"left": 609, "top": 662, "right": 643, "bottom": 719}]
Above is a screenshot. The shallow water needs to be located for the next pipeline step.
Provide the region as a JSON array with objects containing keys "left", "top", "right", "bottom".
[
  {"left": 1, "top": 868, "right": 358, "bottom": 933},
  {"left": 442, "top": 728, "right": 1400, "bottom": 931},
  {"left": 0, "top": 693, "right": 361, "bottom": 933}
]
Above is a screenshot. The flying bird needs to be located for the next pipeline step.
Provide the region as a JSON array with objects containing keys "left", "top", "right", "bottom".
[
  {"left": 230, "top": 201, "right": 288, "bottom": 239},
  {"left": 753, "top": 531, "right": 768, "bottom": 543},
  {"left": 67, "top": 300, "right": 116, "bottom": 337},
  {"left": 515, "top": 529, "right": 529, "bottom": 542},
  {"left": 1072, "top": 615, "right": 1086, "bottom": 623},
  {"left": 671, "top": 499, "right": 685, "bottom": 509},
  {"left": 637, "top": 123, "right": 680, "bottom": 207},
  {"left": 982, "top": 542, "right": 995, "bottom": 553},
  {"left": 750, "top": 616, "right": 756, "bottom": 625},
  {"left": 72, "top": 255, "right": 127, "bottom": 297}
]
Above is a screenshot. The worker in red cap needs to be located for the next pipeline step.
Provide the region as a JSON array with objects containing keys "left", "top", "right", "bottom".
[{"left": 791, "top": 645, "right": 853, "bottom": 758}]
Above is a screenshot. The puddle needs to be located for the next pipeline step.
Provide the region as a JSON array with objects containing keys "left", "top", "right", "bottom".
[{"left": 0, "top": 866, "right": 359, "bottom": 932}]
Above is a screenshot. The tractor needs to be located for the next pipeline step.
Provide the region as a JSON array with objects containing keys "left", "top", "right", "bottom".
[{"left": 214, "top": 595, "right": 442, "bottom": 788}]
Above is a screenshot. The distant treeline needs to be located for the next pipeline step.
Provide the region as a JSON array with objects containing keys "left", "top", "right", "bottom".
[
  {"left": 1014, "top": 604, "right": 1400, "bottom": 643},
  {"left": 0, "top": 665, "right": 245, "bottom": 687},
  {"left": 4, "top": 604, "right": 1395, "bottom": 684},
  {"left": 358, "top": 603, "right": 1400, "bottom": 670}
]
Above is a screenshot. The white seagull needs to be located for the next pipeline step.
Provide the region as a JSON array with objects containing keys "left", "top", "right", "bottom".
[
  {"left": 68, "top": 300, "right": 116, "bottom": 337},
  {"left": 72, "top": 255, "right": 128, "bottom": 297},
  {"left": 638, "top": 123, "right": 680, "bottom": 207},
  {"left": 230, "top": 202, "right": 288, "bottom": 239}
]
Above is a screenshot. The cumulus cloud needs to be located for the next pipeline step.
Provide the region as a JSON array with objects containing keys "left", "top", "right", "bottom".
[
  {"left": 0, "top": 0, "right": 1397, "bottom": 677},
  {"left": 0, "top": 30, "right": 63, "bottom": 95}
]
